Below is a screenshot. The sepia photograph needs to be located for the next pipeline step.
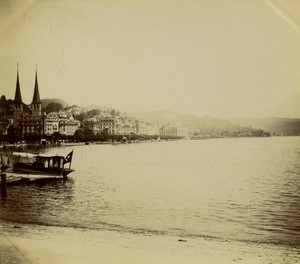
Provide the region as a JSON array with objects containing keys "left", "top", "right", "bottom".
[{"left": 0, "top": 0, "right": 300, "bottom": 263}]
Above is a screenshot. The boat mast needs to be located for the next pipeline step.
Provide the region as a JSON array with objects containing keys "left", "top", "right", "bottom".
[{"left": 26, "top": 151, "right": 28, "bottom": 178}]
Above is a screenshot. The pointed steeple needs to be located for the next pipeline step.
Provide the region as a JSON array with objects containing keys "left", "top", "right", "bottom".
[
  {"left": 32, "top": 65, "right": 41, "bottom": 104},
  {"left": 14, "top": 63, "right": 22, "bottom": 104}
]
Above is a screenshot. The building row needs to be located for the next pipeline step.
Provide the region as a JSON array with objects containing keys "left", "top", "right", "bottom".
[
  {"left": 0, "top": 68, "right": 79, "bottom": 137},
  {"left": 44, "top": 112, "right": 80, "bottom": 136},
  {"left": 0, "top": 68, "right": 189, "bottom": 139},
  {"left": 91, "top": 115, "right": 188, "bottom": 138},
  {"left": 92, "top": 115, "right": 159, "bottom": 136}
]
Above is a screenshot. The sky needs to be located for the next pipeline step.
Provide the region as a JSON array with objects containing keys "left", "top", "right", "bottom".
[{"left": 0, "top": 0, "right": 300, "bottom": 118}]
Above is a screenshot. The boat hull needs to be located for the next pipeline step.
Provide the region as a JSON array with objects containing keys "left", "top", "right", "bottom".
[
  {"left": 13, "top": 164, "right": 74, "bottom": 177},
  {"left": 2, "top": 173, "right": 68, "bottom": 186}
]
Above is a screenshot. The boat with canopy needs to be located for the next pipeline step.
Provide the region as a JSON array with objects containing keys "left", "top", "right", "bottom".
[{"left": 10, "top": 150, "right": 74, "bottom": 178}]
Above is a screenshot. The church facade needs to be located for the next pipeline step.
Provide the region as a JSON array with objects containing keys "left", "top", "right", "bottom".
[
  {"left": 7, "top": 68, "right": 45, "bottom": 137},
  {"left": 0, "top": 67, "right": 80, "bottom": 138}
]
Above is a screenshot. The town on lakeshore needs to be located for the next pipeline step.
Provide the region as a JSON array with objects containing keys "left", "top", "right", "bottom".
[
  {"left": 0, "top": 1, "right": 300, "bottom": 263},
  {"left": 4, "top": 66, "right": 300, "bottom": 148}
]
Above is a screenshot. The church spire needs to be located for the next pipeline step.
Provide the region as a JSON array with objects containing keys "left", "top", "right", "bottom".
[
  {"left": 14, "top": 62, "right": 22, "bottom": 104},
  {"left": 32, "top": 65, "right": 41, "bottom": 104}
]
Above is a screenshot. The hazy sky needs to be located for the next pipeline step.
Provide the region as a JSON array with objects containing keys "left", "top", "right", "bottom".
[{"left": 0, "top": 0, "right": 299, "bottom": 118}]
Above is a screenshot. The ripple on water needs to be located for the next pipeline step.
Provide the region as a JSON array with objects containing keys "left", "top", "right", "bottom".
[{"left": 1, "top": 137, "right": 300, "bottom": 247}]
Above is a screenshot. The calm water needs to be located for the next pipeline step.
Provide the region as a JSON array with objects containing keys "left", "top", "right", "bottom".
[{"left": 1, "top": 137, "right": 300, "bottom": 247}]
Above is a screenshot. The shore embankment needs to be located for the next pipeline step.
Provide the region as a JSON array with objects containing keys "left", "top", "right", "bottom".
[
  {"left": 1, "top": 225, "right": 299, "bottom": 264},
  {"left": 0, "top": 233, "right": 31, "bottom": 264},
  {"left": 0, "top": 139, "right": 169, "bottom": 151}
]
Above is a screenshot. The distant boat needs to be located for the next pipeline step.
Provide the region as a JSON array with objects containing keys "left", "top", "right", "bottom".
[{"left": 10, "top": 150, "right": 75, "bottom": 179}]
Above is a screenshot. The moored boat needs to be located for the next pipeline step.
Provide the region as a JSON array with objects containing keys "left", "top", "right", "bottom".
[{"left": 11, "top": 150, "right": 74, "bottom": 178}]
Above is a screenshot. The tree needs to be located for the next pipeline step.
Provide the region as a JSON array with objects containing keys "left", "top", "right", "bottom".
[
  {"left": 81, "top": 120, "right": 94, "bottom": 131},
  {"left": 86, "top": 109, "right": 100, "bottom": 118},
  {"left": 44, "top": 102, "right": 64, "bottom": 113},
  {"left": 0, "top": 95, "right": 6, "bottom": 102},
  {"left": 74, "top": 127, "right": 94, "bottom": 141},
  {"left": 0, "top": 95, "right": 8, "bottom": 116},
  {"left": 52, "top": 132, "right": 63, "bottom": 140},
  {"left": 99, "top": 129, "right": 108, "bottom": 141},
  {"left": 111, "top": 109, "right": 116, "bottom": 116},
  {"left": 73, "top": 120, "right": 95, "bottom": 141},
  {"left": 74, "top": 112, "right": 85, "bottom": 122}
]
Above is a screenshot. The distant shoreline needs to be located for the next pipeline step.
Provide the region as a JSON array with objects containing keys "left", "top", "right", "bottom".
[{"left": 2, "top": 134, "right": 300, "bottom": 152}]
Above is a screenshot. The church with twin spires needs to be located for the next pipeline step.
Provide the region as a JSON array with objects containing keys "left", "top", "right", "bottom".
[{"left": 11, "top": 66, "right": 45, "bottom": 136}]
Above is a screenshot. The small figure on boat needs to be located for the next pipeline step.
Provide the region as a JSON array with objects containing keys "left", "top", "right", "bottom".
[{"left": 0, "top": 153, "right": 10, "bottom": 172}]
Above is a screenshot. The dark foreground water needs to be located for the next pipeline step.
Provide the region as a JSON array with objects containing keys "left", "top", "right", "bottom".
[{"left": 1, "top": 137, "right": 300, "bottom": 247}]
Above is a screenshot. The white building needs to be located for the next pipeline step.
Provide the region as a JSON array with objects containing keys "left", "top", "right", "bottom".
[
  {"left": 44, "top": 112, "right": 59, "bottom": 136},
  {"left": 94, "top": 116, "right": 116, "bottom": 135},
  {"left": 59, "top": 117, "right": 80, "bottom": 136},
  {"left": 137, "top": 121, "right": 159, "bottom": 136},
  {"left": 160, "top": 124, "right": 188, "bottom": 138},
  {"left": 45, "top": 112, "right": 80, "bottom": 136}
]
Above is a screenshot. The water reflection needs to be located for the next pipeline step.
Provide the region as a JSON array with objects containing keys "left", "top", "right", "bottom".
[
  {"left": 265, "top": 161, "right": 300, "bottom": 246},
  {"left": 0, "top": 178, "right": 74, "bottom": 226},
  {"left": 1, "top": 138, "right": 300, "bottom": 247}
]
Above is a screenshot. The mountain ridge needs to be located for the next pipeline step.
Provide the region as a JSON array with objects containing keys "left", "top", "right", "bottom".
[
  {"left": 6, "top": 95, "right": 300, "bottom": 136},
  {"left": 131, "top": 109, "right": 300, "bottom": 135},
  {"left": 230, "top": 117, "right": 300, "bottom": 135}
]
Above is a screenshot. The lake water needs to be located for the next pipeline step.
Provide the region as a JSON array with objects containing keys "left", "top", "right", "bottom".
[{"left": 1, "top": 137, "right": 300, "bottom": 247}]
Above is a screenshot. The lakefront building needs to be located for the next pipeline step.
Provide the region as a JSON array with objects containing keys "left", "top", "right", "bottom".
[
  {"left": 160, "top": 124, "right": 189, "bottom": 139},
  {"left": 44, "top": 112, "right": 60, "bottom": 135},
  {"left": 17, "top": 70, "right": 45, "bottom": 136},
  {"left": 10, "top": 67, "right": 45, "bottom": 136},
  {"left": 44, "top": 111, "right": 80, "bottom": 136},
  {"left": 0, "top": 67, "right": 81, "bottom": 138},
  {"left": 59, "top": 117, "right": 80, "bottom": 136},
  {"left": 95, "top": 116, "right": 116, "bottom": 135},
  {"left": 91, "top": 114, "right": 160, "bottom": 137}
]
